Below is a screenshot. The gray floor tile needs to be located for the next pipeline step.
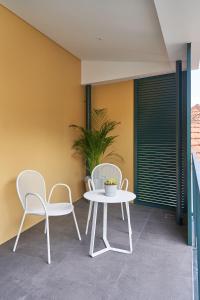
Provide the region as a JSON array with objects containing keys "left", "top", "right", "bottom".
[
  {"left": 0, "top": 201, "right": 192, "bottom": 300},
  {"left": 109, "top": 267, "right": 192, "bottom": 300}
]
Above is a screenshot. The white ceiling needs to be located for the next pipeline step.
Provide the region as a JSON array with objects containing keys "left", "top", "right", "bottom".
[
  {"left": 1, "top": 0, "right": 200, "bottom": 84},
  {"left": 0, "top": 0, "right": 168, "bottom": 62}
]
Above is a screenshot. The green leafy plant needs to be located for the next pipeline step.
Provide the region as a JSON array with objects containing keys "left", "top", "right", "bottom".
[
  {"left": 104, "top": 178, "right": 118, "bottom": 185},
  {"left": 70, "top": 108, "right": 123, "bottom": 174}
]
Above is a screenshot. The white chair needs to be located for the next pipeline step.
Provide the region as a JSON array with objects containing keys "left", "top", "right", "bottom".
[
  {"left": 85, "top": 163, "right": 128, "bottom": 235},
  {"left": 13, "top": 170, "right": 81, "bottom": 264}
]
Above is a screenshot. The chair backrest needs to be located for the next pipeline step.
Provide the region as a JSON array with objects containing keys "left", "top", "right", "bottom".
[
  {"left": 16, "top": 170, "right": 46, "bottom": 211},
  {"left": 91, "top": 163, "right": 122, "bottom": 189}
]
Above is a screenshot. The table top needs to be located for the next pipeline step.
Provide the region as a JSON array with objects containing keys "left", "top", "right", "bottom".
[{"left": 84, "top": 189, "right": 136, "bottom": 204}]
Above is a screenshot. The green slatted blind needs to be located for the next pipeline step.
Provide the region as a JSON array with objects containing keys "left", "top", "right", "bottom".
[{"left": 135, "top": 74, "right": 178, "bottom": 209}]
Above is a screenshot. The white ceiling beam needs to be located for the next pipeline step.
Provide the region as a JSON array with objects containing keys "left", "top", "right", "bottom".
[
  {"left": 81, "top": 60, "right": 172, "bottom": 85},
  {"left": 154, "top": 0, "right": 200, "bottom": 70}
]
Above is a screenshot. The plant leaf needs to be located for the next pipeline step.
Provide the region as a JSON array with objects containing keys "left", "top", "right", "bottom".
[{"left": 69, "top": 108, "right": 123, "bottom": 174}]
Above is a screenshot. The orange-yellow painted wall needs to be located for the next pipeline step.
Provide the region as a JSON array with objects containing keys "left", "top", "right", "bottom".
[
  {"left": 93, "top": 81, "right": 134, "bottom": 192},
  {"left": 0, "top": 6, "right": 84, "bottom": 245}
]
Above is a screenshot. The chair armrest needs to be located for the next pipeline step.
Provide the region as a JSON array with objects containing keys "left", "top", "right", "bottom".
[
  {"left": 88, "top": 178, "right": 95, "bottom": 191},
  {"left": 121, "top": 178, "right": 129, "bottom": 191},
  {"left": 25, "top": 192, "right": 47, "bottom": 213},
  {"left": 48, "top": 183, "right": 73, "bottom": 204}
]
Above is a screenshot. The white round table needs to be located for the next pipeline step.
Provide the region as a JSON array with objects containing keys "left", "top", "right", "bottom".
[{"left": 84, "top": 189, "right": 136, "bottom": 257}]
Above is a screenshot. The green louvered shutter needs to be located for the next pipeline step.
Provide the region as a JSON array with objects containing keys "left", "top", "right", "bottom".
[{"left": 135, "top": 73, "right": 181, "bottom": 209}]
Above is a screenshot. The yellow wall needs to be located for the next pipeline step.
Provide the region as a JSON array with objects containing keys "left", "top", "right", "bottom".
[
  {"left": 93, "top": 81, "right": 134, "bottom": 192},
  {"left": 0, "top": 6, "right": 84, "bottom": 245}
]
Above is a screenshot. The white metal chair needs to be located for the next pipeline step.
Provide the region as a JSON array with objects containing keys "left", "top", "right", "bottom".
[
  {"left": 85, "top": 163, "right": 128, "bottom": 234},
  {"left": 13, "top": 170, "right": 81, "bottom": 264}
]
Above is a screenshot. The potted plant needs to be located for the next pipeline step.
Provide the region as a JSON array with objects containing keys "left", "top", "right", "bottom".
[
  {"left": 70, "top": 108, "right": 122, "bottom": 187},
  {"left": 104, "top": 178, "right": 118, "bottom": 197}
]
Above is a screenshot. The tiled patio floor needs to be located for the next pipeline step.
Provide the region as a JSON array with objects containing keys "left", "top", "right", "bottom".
[{"left": 0, "top": 201, "right": 192, "bottom": 300}]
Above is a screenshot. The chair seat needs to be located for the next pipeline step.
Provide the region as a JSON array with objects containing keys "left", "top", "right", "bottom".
[{"left": 26, "top": 203, "right": 74, "bottom": 216}]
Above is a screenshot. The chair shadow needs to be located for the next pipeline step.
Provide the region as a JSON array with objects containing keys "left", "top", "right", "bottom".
[
  {"left": 3, "top": 178, "right": 41, "bottom": 251},
  {"left": 4, "top": 178, "right": 21, "bottom": 213}
]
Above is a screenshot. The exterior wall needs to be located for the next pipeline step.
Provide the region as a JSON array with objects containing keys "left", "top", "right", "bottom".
[
  {"left": 93, "top": 81, "right": 134, "bottom": 192},
  {"left": 0, "top": 6, "right": 84, "bottom": 245}
]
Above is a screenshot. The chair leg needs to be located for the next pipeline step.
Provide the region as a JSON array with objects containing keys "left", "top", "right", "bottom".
[
  {"left": 121, "top": 202, "right": 125, "bottom": 221},
  {"left": 85, "top": 201, "right": 93, "bottom": 235},
  {"left": 13, "top": 212, "right": 26, "bottom": 252},
  {"left": 46, "top": 216, "right": 51, "bottom": 264},
  {"left": 72, "top": 210, "right": 81, "bottom": 241}
]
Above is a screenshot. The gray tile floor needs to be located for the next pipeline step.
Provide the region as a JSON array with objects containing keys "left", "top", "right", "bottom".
[{"left": 0, "top": 201, "right": 193, "bottom": 300}]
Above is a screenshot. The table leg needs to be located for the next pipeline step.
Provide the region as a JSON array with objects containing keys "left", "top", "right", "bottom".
[
  {"left": 89, "top": 202, "right": 98, "bottom": 257},
  {"left": 121, "top": 202, "right": 125, "bottom": 221},
  {"left": 125, "top": 202, "right": 133, "bottom": 253},
  {"left": 103, "top": 203, "right": 110, "bottom": 248},
  {"left": 85, "top": 201, "right": 93, "bottom": 235},
  {"left": 89, "top": 201, "right": 133, "bottom": 257}
]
